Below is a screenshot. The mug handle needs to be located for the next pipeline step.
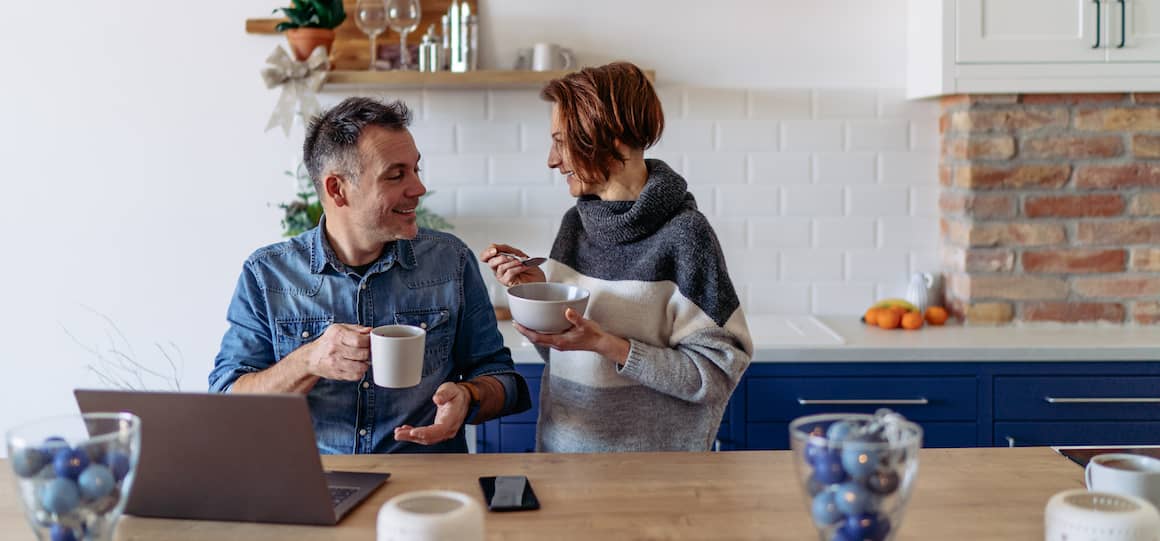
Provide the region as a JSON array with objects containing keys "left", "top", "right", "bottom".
[
  {"left": 559, "top": 48, "right": 575, "bottom": 70},
  {"left": 1085, "top": 460, "right": 1094, "bottom": 489}
]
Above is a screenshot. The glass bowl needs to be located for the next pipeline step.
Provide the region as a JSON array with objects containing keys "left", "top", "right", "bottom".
[
  {"left": 6, "top": 412, "right": 141, "bottom": 541},
  {"left": 789, "top": 411, "right": 922, "bottom": 541}
]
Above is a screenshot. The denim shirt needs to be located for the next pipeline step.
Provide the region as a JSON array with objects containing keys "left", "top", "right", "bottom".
[{"left": 208, "top": 221, "right": 530, "bottom": 454}]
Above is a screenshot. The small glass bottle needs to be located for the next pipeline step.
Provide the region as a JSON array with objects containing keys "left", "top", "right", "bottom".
[{"left": 418, "top": 24, "right": 441, "bottom": 72}]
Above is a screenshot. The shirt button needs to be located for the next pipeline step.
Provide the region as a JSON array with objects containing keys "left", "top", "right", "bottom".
[
  {"left": 362, "top": 381, "right": 370, "bottom": 389},
  {"left": 361, "top": 283, "right": 367, "bottom": 290},
  {"left": 359, "top": 429, "right": 367, "bottom": 436},
  {"left": 420, "top": 322, "right": 428, "bottom": 329},
  {"left": 300, "top": 331, "right": 310, "bottom": 339}
]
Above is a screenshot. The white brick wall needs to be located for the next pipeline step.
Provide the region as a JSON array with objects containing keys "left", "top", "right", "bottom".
[{"left": 367, "top": 87, "right": 939, "bottom": 316}]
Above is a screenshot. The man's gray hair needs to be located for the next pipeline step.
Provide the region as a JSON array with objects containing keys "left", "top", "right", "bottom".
[{"left": 302, "top": 97, "right": 413, "bottom": 194}]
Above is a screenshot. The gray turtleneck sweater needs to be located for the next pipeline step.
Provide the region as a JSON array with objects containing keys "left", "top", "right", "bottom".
[{"left": 536, "top": 159, "right": 754, "bottom": 453}]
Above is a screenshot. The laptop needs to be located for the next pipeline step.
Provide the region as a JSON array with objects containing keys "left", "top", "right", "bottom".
[{"left": 74, "top": 390, "right": 389, "bottom": 525}]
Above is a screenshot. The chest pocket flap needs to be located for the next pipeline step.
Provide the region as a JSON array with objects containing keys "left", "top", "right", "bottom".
[
  {"left": 273, "top": 316, "right": 333, "bottom": 360},
  {"left": 394, "top": 308, "right": 452, "bottom": 375}
]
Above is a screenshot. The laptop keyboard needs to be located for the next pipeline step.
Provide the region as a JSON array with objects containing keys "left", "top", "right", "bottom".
[{"left": 329, "top": 486, "right": 359, "bottom": 508}]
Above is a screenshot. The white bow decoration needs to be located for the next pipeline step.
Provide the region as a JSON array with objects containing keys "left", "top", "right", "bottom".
[{"left": 261, "top": 46, "right": 330, "bottom": 136}]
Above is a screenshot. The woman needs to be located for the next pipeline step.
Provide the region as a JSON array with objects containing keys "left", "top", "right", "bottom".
[{"left": 481, "top": 62, "right": 752, "bottom": 452}]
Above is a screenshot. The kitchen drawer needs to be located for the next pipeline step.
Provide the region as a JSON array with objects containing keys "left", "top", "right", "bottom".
[
  {"left": 746, "top": 421, "right": 977, "bottom": 450},
  {"left": 499, "top": 423, "right": 537, "bottom": 453},
  {"left": 996, "top": 422, "right": 1160, "bottom": 447},
  {"left": 746, "top": 377, "right": 977, "bottom": 422},
  {"left": 994, "top": 376, "right": 1160, "bottom": 421}
]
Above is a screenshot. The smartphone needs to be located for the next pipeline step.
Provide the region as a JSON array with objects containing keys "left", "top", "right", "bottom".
[{"left": 478, "top": 475, "right": 540, "bottom": 512}]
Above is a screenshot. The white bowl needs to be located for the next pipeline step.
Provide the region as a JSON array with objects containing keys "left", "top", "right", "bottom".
[{"left": 506, "top": 282, "right": 590, "bottom": 334}]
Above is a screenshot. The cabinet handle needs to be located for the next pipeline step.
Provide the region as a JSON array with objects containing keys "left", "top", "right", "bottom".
[
  {"left": 1093, "top": 0, "right": 1103, "bottom": 49},
  {"left": 1117, "top": 0, "right": 1126, "bottom": 48},
  {"left": 1006, "top": 435, "right": 1016, "bottom": 448},
  {"left": 1044, "top": 396, "right": 1160, "bottom": 404},
  {"left": 796, "top": 398, "right": 929, "bottom": 405}
]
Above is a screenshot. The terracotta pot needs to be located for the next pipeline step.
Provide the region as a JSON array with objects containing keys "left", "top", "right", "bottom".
[{"left": 285, "top": 28, "right": 336, "bottom": 61}]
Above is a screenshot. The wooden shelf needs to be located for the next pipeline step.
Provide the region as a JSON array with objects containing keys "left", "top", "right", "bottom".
[{"left": 322, "top": 69, "right": 656, "bottom": 89}]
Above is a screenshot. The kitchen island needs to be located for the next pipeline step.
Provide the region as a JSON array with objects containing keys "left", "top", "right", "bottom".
[{"left": 0, "top": 447, "right": 1084, "bottom": 540}]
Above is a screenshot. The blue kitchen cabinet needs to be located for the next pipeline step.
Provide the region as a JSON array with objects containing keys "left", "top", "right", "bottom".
[{"left": 477, "top": 361, "right": 1160, "bottom": 452}]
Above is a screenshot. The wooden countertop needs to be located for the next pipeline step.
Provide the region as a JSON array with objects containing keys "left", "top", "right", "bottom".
[{"left": 0, "top": 448, "right": 1083, "bottom": 540}]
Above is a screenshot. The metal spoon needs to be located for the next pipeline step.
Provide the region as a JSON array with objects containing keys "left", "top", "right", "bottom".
[{"left": 499, "top": 252, "right": 547, "bottom": 268}]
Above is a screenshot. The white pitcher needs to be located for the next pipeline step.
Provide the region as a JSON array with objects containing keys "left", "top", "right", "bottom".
[{"left": 905, "top": 272, "right": 943, "bottom": 313}]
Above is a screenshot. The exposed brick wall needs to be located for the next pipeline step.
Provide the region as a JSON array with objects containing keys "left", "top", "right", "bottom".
[{"left": 940, "top": 93, "right": 1160, "bottom": 325}]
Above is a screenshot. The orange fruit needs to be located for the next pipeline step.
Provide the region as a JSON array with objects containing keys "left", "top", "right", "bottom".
[
  {"left": 925, "top": 306, "right": 949, "bottom": 326},
  {"left": 901, "top": 312, "right": 924, "bottom": 330},
  {"left": 877, "top": 309, "right": 901, "bottom": 330},
  {"left": 864, "top": 308, "right": 880, "bottom": 326}
]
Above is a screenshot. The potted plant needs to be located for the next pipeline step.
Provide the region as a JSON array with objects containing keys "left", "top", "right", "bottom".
[{"left": 274, "top": 0, "right": 347, "bottom": 61}]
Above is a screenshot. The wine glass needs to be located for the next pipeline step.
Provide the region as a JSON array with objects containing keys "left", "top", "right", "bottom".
[
  {"left": 386, "top": 0, "right": 421, "bottom": 70},
  {"left": 355, "top": 0, "right": 389, "bottom": 71}
]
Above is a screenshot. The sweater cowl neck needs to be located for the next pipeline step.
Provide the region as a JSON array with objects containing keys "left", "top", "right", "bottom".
[{"left": 575, "top": 159, "right": 695, "bottom": 245}]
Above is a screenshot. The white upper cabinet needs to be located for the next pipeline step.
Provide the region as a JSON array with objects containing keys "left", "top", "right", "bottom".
[
  {"left": 908, "top": 0, "right": 1160, "bottom": 97},
  {"left": 957, "top": 0, "right": 1105, "bottom": 63},
  {"left": 1108, "top": 0, "right": 1160, "bottom": 61}
]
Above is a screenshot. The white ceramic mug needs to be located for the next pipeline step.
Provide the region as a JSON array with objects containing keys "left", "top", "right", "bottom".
[
  {"left": 531, "top": 43, "right": 574, "bottom": 71},
  {"left": 1085, "top": 453, "right": 1160, "bottom": 510},
  {"left": 370, "top": 325, "right": 426, "bottom": 388}
]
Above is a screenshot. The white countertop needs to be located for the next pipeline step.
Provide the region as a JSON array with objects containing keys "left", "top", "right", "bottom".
[{"left": 498, "top": 315, "right": 1160, "bottom": 363}]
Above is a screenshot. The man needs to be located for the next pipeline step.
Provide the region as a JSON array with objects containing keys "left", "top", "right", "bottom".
[{"left": 209, "top": 97, "right": 530, "bottom": 454}]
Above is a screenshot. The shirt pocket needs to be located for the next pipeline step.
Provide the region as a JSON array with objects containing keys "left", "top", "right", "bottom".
[
  {"left": 394, "top": 308, "right": 452, "bottom": 376},
  {"left": 273, "top": 316, "right": 334, "bottom": 361}
]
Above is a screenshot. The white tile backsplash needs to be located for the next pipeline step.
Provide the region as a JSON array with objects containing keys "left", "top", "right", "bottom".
[
  {"left": 406, "top": 87, "right": 936, "bottom": 317},
  {"left": 749, "top": 90, "right": 813, "bottom": 120},
  {"left": 815, "top": 90, "right": 878, "bottom": 119},
  {"left": 781, "top": 120, "right": 845, "bottom": 152},
  {"left": 490, "top": 154, "right": 554, "bottom": 185},
  {"left": 749, "top": 153, "right": 812, "bottom": 185},
  {"left": 813, "top": 153, "right": 877, "bottom": 185},
  {"left": 846, "top": 120, "right": 910, "bottom": 151},
  {"left": 782, "top": 186, "right": 844, "bottom": 217},
  {"left": 716, "top": 121, "right": 779, "bottom": 152},
  {"left": 685, "top": 88, "right": 748, "bottom": 120},
  {"left": 457, "top": 123, "right": 520, "bottom": 154},
  {"left": 685, "top": 153, "right": 747, "bottom": 185},
  {"left": 813, "top": 283, "right": 877, "bottom": 315},
  {"left": 815, "top": 218, "right": 877, "bottom": 249},
  {"left": 879, "top": 151, "right": 940, "bottom": 185},
  {"left": 846, "top": 186, "right": 910, "bottom": 217}
]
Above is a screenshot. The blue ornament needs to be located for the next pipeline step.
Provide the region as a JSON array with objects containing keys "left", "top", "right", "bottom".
[
  {"left": 42, "top": 437, "right": 69, "bottom": 450},
  {"left": 811, "top": 490, "right": 842, "bottom": 527},
  {"left": 41, "top": 478, "right": 81, "bottom": 515},
  {"left": 50, "top": 524, "right": 78, "bottom": 541},
  {"left": 841, "top": 442, "right": 881, "bottom": 480},
  {"left": 866, "top": 468, "right": 900, "bottom": 495},
  {"left": 840, "top": 513, "right": 891, "bottom": 541},
  {"left": 106, "top": 451, "right": 130, "bottom": 482},
  {"left": 812, "top": 451, "right": 848, "bottom": 485},
  {"left": 834, "top": 481, "right": 873, "bottom": 517},
  {"left": 11, "top": 448, "right": 48, "bottom": 478},
  {"left": 78, "top": 464, "right": 115, "bottom": 501},
  {"left": 804, "top": 426, "right": 830, "bottom": 464},
  {"left": 826, "top": 420, "right": 858, "bottom": 442},
  {"left": 52, "top": 448, "right": 90, "bottom": 480}
]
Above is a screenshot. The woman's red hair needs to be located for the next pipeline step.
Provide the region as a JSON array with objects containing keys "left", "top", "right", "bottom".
[{"left": 540, "top": 62, "right": 664, "bottom": 184}]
